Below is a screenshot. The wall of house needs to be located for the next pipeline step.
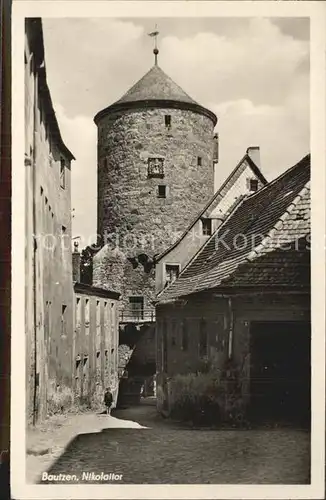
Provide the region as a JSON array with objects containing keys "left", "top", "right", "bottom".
[
  {"left": 210, "top": 162, "right": 264, "bottom": 218},
  {"left": 155, "top": 160, "right": 265, "bottom": 293},
  {"left": 25, "top": 31, "right": 74, "bottom": 422},
  {"left": 155, "top": 291, "right": 310, "bottom": 414},
  {"left": 73, "top": 289, "right": 120, "bottom": 408}
]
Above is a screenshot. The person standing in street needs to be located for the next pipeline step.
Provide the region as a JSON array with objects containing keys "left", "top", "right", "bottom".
[{"left": 104, "top": 387, "right": 113, "bottom": 415}]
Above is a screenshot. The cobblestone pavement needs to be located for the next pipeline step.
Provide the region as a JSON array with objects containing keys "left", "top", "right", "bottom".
[{"left": 27, "top": 401, "right": 310, "bottom": 485}]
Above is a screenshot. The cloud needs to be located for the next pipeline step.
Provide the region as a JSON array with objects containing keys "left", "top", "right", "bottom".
[
  {"left": 55, "top": 105, "right": 98, "bottom": 244},
  {"left": 42, "top": 17, "right": 309, "bottom": 242}
]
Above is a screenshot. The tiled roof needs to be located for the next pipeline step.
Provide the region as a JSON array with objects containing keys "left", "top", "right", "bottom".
[
  {"left": 115, "top": 65, "right": 197, "bottom": 105},
  {"left": 156, "top": 153, "right": 268, "bottom": 262},
  {"left": 157, "top": 154, "right": 310, "bottom": 303}
]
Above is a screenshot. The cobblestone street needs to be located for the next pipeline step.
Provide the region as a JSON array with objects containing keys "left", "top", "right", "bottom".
[{"left": 27, "top": 400, "right": 310, "bottom": 485}]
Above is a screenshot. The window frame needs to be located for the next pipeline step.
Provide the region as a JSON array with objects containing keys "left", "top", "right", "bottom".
[
  {"left": 164, "top": 115, "right": 171, "bottom": 128},
  {"left": 158, "top": 185, "right": 167, "bottom": 198},
  {"left": 164, "top": 263, "right": 180, "bottom": 287},
  {"left": 128, "top": 296, "right": 144, "bottom": 320},
  {"left": 201, "top": 218, "right": 212, "bottom": 236},
  {"left": 249, "top": 178, "right": 259, "bottom": 192}
]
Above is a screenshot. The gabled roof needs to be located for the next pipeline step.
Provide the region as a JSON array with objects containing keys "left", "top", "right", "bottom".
[
  {"left": 25, "top": 18, "right": 75, "bottom": 162},
  {"left": 155, "top": 152, "right": 268, "bottom": 262},
  {"left": 157, "top": 154, "right": 310, "bottom": 303}
]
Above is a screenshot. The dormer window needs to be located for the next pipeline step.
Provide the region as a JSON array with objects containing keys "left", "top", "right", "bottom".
[
  {"left": 165, "top": 115, "right": 171, "bottom": 128},
  {"left": 201, "top": 218, "right": 212, "bottom": 236},
  {"left": 148, "top": 157, "right": 164, "bottom": 178}
]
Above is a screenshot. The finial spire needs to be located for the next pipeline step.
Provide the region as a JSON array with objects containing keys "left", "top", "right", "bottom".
[{"left": 148, "top": 24, "right": 159, "bottom": 66}]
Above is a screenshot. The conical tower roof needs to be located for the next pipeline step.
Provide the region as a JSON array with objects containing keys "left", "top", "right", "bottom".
[
  {"left": 94, "top": 64, "right": 217, "bottom": 126},
  {"left": 115, "top": 65, "right": 198, "bottom": 105}
]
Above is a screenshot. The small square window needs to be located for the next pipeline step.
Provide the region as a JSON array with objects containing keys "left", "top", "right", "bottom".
[
  {"left": 197, "top": 156, "right": 202, "bottom": 166},
  {"left": 202, "top": 218, "right": 212, "bottom": 236},
  {"left": 158, "top": 185, "right": 166, "bottom": 198},
  {"left": 165, "top": 115, "right": 171, "bottom": 128},
  {"left": 249, "top": 179, "right": 259, "bottom": 192}
]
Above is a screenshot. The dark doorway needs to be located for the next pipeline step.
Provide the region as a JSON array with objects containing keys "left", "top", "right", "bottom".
[{"left": 249, "top": 321, "right": 310, "bottom": 426}]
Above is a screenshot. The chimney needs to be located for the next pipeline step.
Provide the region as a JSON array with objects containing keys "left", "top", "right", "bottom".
[
  {"left": 246, "top": 146, "right": 261, "bottom": 169},
  {"left": 213, "top": 133, "right": 219, "bottom": 164},
  {"left": 72, "top": 241, "right": 81, "bottom": 282}
]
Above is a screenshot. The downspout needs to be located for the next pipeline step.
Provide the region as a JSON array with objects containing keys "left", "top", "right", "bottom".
[
  {"left": 32, "top": 61, "right": 38, "bottom": 425},
  {"left": 227, "top": 297, "right": 233, "bottom": 360}
]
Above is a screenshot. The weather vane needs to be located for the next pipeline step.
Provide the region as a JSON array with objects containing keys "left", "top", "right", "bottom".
[{"left": 148, "top": 24, "right": 159, "bottom": 65}]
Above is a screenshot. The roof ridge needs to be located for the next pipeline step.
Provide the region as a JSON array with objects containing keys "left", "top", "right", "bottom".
[
  {"left": 164, "top": 194, "right": 247, "bottom": 284},
  {"left": 156, "top": 152, "right": 264, "bottom": 262},
  {"left": 246, "top": 181, "right": 310, "bottom": 262},
  {"left": 244, "top": 153, "right": 310, "bottom": 202}
]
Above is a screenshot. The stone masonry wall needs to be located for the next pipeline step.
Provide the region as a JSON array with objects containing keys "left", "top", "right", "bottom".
[
  {"left": 94, "top": 106, "right": 215, "bottom": 308},
  {"left": 96, "top": 107, "right": 215, "bottom": 257}
]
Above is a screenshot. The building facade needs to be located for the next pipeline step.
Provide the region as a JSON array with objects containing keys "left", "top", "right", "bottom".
[
  {"left": 155, "top": 155, "right": 311, "bottom": 423},
  {"left": 25, "top": 18, "right": 75, "bottom": 422},
  {"left": 155, "top": 147, "right": 267, "bottom": 294},
  {"left": 73, "top": 282, "right": 120, "bottom": 408}
]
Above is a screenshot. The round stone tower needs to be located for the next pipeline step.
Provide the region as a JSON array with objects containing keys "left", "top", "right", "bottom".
[{"left": 93, "top": 51, "right": 217, "bottom": 314}]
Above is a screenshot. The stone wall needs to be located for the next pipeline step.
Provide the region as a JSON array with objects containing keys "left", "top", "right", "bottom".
[
  {"left": 155, "top": 291, "right": 310, "bottom": 414},
  {"left": 96, "top": 107, "right": 215, "bottom": 255},
  {"left": 25, "top": 27, "right": 74, "bottom": 423},
  {"left": 94, "top": 105, "right": 215, "bottom": 315}
]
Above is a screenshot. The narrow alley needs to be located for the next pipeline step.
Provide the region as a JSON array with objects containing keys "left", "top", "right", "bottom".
[{"left": 27, "top": 400, "right": 310, "bottom": 485}]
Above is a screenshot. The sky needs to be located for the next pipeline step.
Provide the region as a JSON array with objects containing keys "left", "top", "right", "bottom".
[{"left": 42, "top": 17, "right": 310, "bottom": 246}]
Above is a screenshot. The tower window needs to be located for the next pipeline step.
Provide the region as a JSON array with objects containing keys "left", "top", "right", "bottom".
[
  {"left": 60, "top": 158, "right": 66, "bottom": 189},
  {"left": 197, "top": 156, "right": 202, "bottom": 166},
  {"left": 148, "top": 157, "right": 164, "bottom": 178},
  {"left": 248, "top": 179, "right": 259, "bottom": 192},
  {"left": 201, "top": 218, "right": 212, "bottom": 236},
  {"left": 165, "top": 115, "right": 171, "bottom": 128},
  {"left": 158, "top": 185, "right": 166, "bottom": 198}
]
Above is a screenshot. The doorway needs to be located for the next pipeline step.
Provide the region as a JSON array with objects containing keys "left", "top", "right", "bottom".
[{"left": 249, "top": 321, "right": 311, "bottom": 426}]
